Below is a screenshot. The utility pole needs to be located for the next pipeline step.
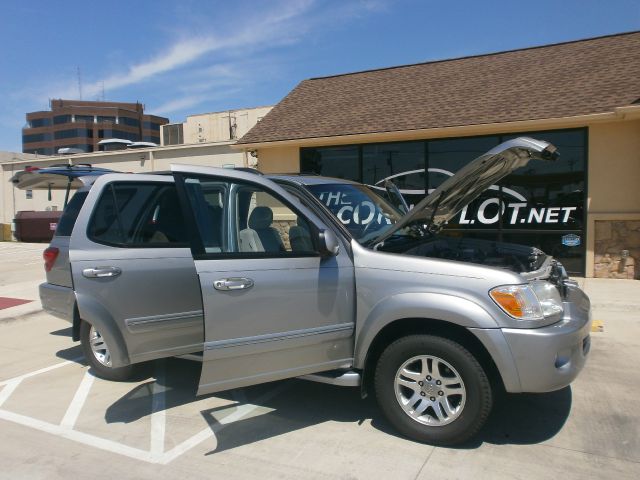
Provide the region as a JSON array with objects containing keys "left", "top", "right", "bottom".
[{"left": 77, "top": 66, "right": 83, "bottom": 100}]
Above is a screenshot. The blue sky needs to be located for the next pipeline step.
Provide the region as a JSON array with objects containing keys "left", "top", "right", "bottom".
[{"left": 0, "top": 0, "right": 638, "bottom": 152}]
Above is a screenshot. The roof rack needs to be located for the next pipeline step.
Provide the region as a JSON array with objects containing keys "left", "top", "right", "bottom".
[{"left": 233, "top": 167, "right": 263, "bottom": 175}]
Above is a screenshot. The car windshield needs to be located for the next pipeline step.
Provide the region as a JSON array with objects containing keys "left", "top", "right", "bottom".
[{"left": 306, "top": 183, "right": 407, "bottom": 244}]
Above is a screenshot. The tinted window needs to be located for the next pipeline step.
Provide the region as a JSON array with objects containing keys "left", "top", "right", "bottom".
[
  {"left": 30, "top": 117, "right": 51, "bottom": 128},
  {"left": 56, "top": 191, "right": 89, "bottom": 236},
  {"left": 112, "top": 130, "right": 139, "bottom": 141},
  {"left": 53, "top": 115, "right": 72, "bottom": 124},
  {"left": 88, "top": 183, "right": 188, "bottom": 247},
  {"left": 23, "top": 133, "right": 52, "bottom": 143},
  {"left": 119, "top": 117, "right": 139, "bottom": 127},
  {"left": 299, "top": 129, "right": 586, "bottom": 274},
  {"left": 301, "top": 146, "right": 360, "bottom": 181},
  {"left": 181, "top": 177, "right": 316, "bottom": 256},
  {"left": 362, "top": 142, "right": 426, "bottom": 207},
  {"left": 54, "top": 129, "right": 93, "bottom": 140}
]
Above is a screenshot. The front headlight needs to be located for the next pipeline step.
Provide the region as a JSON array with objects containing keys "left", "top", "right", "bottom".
[
  {"left": 489, "top": 285, "right": 543, "bottom": 320},
  {"left": 530, "top": 281, "right": 564, "bottom": 317},
  {"left": 490, "top": 283, "right": 564, "bottom": 321}
]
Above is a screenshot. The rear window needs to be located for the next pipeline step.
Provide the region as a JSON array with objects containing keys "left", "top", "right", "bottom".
[
  {"left": 55, "top": 191, "right": 89, "bottom": 236},
  {"left": 87, "top": 182, "right": 189, "bottom": 247}
]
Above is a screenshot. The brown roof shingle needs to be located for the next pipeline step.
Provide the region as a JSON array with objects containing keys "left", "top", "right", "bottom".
[{"left": 238, "top": 31, "right": 640, "bottom": 145}]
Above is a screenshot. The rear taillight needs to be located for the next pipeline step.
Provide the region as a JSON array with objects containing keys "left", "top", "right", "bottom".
[{"left": 43, "top": 247, "right": 59, "bottom": 272}]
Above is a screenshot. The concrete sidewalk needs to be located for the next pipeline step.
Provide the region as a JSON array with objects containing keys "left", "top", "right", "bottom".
[{"left": 0, "top": 242, "right": 47, "bottom": 322}]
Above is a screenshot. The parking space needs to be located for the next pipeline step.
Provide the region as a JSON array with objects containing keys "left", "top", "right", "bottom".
[{"left": 1, "top": 241, "right": 639, "bottom": 479}]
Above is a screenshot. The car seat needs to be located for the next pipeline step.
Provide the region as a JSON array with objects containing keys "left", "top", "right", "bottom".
[
  {"left": 289, "top": 217, "right": 314, "bottom": 252},
  {"left": 238, "top": 206, "right": 285, "bottom": 253}
]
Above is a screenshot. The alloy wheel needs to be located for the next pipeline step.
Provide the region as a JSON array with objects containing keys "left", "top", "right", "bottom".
[
  {"left": 394, "top": 355, "right": 466, "bottom": 426},
  {"left": 89, "top": 325, "right": 112, "bottom": 367}
]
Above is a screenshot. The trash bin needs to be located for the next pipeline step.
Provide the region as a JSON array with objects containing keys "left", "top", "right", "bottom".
[{"left": 13, "top": 211, "right": 63, "bottom": 242}]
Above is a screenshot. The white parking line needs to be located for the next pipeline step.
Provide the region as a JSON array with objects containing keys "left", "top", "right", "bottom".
[
  {"left": 60, "top": 370, "right": 95, "bottom": 429},
  {"left": 0, "top": 358, "right": 83, "bottom": 387},
  {"left": 0, "top": 409, "right": 156, "bottom": 463},
  {"left": 150, "top": 365, "right": 166, "bottom": 455},
  {"left": 0, "top": 380, "right": 21, "bottom": 408},
  {"left": 158, "top": 382, "right": 288, "bottom": 465},
  {"left": 0, "top": 359, "right": 290, "bottom": 464}
]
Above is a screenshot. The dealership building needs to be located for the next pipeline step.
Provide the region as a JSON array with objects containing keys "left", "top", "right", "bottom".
[
  {"left": 236, "top": 31, "right": 640, "bottom": 279},
  {"left": 2, "top": 32, "right": 639, "bottom": 279}
]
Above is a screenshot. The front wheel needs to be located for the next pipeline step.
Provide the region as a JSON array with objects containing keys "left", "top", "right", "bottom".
[
  {"left": 374, "top": 334, "right": 492, "bottom": 445},
  {"left": 80, "top": 321, "right": 134, "bottom": 381}
]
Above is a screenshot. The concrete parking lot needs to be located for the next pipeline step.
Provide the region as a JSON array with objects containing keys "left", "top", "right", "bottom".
[{"left": 0, "top": 242, "right": 639, "bottom": 479}]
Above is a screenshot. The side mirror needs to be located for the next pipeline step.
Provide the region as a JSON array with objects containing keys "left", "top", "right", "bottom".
[{"left": 318, "top": 229, "right": 340, "bottom": 257}]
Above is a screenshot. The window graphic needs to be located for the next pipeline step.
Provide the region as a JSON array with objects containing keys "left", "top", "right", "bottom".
[{"left": 301, "top": 129, "right": 586, "bottom": 274}]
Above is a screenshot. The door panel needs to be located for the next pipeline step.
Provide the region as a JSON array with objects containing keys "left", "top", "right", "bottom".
[
  {"left": 72, "top": 252, "right": 203, "bottom": 363},
  {"left": 171, "top": 168, "right": 356, "bottom": 395},
  {"left": 70, "top": 176, "right": 204, "bottom": 365},
  {"left": 195, "top": 255, "right": 354, "bottom": 394}
]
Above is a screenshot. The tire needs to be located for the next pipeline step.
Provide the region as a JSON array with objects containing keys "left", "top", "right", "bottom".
[
  {"left": 374, "top": 334, "right": 492, "bottom": 445},
  {"left": 80, "top": 320, "right": 134, "bottom": 381}
]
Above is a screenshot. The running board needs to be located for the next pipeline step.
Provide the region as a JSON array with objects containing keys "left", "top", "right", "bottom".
[
  {"left": 298, "top": 370, "right": 361, "bottom": 387},
  {"left": 177, "top": 352, "right": 203, "bottom": 362}
]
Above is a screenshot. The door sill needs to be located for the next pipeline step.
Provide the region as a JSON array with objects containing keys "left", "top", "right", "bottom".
[
  {"left": 298, "top": 369, "right": 361, "bottom": 387},
  {"left": 177, "top": 352, "right": 204, "bottom": 362}
]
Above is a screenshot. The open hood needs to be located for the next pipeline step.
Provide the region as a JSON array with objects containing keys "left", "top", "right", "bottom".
[
  {"left": 10, "top": 165, "right": 117, "bottom": 190},
  {"left": 372, "top": 137, "right": 558, "bottom": 246}
]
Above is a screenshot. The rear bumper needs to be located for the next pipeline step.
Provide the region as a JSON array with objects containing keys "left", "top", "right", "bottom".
[
  {"left": 501, "top": 286, "right": 592, "bottom": 393},
  {"left": 39, "top": 282, "right": 75, "bottom": 322}
]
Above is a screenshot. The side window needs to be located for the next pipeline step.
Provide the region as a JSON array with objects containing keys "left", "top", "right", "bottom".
[
  {"left": 180, "top": 176, "right": 316, "bottom": 256},
  {"left": 88, "top": 182, "right": 188, "bottom": 247},
  {"left": 236, "top": 186, "right": 314, "bottom": 254},
  {"left": 55, "top": 191, "right": 88, "bottom": 236}
]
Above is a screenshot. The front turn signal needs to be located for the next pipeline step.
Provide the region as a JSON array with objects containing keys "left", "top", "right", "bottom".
[{"left": 489, "top": 285, "right": 543, "bottom": 320}]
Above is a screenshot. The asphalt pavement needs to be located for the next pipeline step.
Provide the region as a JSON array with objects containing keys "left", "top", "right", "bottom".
[{"left": 0, "top": 242, "right": 639, "bottom": 479}]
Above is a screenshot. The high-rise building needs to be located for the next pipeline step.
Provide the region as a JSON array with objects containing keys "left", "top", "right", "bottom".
[{"left": 22, "top": 99, "right": 169, "bottom": 155}]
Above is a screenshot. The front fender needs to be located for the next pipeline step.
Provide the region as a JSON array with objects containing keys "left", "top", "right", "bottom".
[
  {"left": 74, "top": 292, "right": 130, "bottom": 368},
  {"left": 354, "top": 292, "right": 498, "bottom": 368}
]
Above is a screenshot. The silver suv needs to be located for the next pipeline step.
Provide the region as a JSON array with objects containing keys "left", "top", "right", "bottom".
[{"left": 38, "top": 138, "right": 592, "bottom": 445}]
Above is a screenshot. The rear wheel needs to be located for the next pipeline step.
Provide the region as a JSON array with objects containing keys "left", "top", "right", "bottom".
[
  {"left": 80, "top": 321, "right": 134, "bottom": 381},
  {"left": 374, "top": 334, "right": 492, "bottom": 445}
]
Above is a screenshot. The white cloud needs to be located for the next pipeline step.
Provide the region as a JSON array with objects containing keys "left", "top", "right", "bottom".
[
  {"left": 72, "top": 0, "right": 315, "bottom": 100},
  {"left": 1, "top": 0, "right": 388, "bottom": 150},
  {"left": 152, "top": 95, "right": 207, "bottom": 116}
]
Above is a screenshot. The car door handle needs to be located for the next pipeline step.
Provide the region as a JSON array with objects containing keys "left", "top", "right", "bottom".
[
  {"left": 213, "top": 277, "right": 254, "bottom": 291},
  {"left": 82, "top": 267, "right": 122, "bottom": 278}
]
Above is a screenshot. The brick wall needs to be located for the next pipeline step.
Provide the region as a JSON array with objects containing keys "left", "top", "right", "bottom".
[{"left": 594, "top": 220, "right": 639, "bottom": 279}]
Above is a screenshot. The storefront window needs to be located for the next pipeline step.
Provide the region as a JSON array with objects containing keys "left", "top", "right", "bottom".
[
  {"left": 299, "top": 128, "right": 587, "bottom": 274},
  {"left": 301, "top": 146, "right": 360, "bottom": 181}
]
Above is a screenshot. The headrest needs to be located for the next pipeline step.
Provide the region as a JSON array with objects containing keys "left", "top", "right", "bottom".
[{"left": 248, "top": 206, "right": 273, "bottom": 229}]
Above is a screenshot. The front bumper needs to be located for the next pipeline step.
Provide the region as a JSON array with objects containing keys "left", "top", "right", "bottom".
[
  {"left": 39, "top": 282, "right": 75, "bottom": 322},
  {"left": 501, "top": 285, "right": 592, "bottom": 393}
]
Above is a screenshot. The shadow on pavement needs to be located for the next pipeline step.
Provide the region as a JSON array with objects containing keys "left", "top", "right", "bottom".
[
  {"left": 463, "top": 387, "right": 573, "bottom": 447},
  {"left": 50, "top": 327, "right": 73, "bottom": 337},
  {"left": 55, "top": 344, "right": 84, "bottom": 362},
  {"left": 102, "top": 356, "right": 572, "bottom": 453}
]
